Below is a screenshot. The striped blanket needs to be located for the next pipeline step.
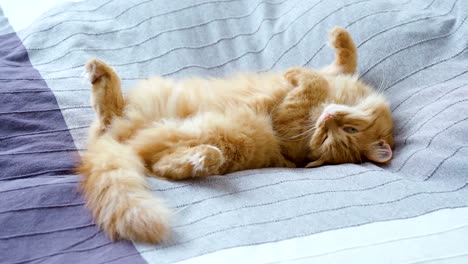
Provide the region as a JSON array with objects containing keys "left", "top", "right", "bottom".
[{"left": 1, "top": 0, "right": 467, "bottom": 263}]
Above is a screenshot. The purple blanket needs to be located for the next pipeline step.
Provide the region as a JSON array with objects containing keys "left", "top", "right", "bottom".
[{"left": 0, "top": 18, "right": 146, "bottom": 264}]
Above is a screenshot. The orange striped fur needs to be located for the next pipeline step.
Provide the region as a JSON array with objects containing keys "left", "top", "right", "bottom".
[{"left": 78, "top": 27, "right": 394, "bottom": 243}]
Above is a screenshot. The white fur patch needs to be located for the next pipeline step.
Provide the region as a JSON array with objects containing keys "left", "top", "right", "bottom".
[
  {"left": 180, "top": 117, "right": 202, "bottom": 134},
  {"left": 167, "top": 82, "right": 183, "bottom": 116},
  {"left": 188, "top": 151, "right": 206, "bottom": 176},
  {"left": 82, "top": 60, "right": 96, "bottom": 85},
  {"left": 316, "top": 104, "right": 355, "bottom": 126},
  {"left": 324, "top": 103, "right": 353, "bottom": 113},
  {"left": 320, "top": 64, "right": 344, "bottom": 75},
  {"left": 81, "top": 68, "right": 92, "bottom": 86}
]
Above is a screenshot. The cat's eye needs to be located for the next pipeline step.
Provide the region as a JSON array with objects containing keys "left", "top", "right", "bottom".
[{"left": 343, "top": 127, "right": 358, "bottom": 134}]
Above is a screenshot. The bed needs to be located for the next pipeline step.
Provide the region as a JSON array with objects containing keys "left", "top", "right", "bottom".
[{"left": 1, "top": 0, "right": 467, "bottom": 263}]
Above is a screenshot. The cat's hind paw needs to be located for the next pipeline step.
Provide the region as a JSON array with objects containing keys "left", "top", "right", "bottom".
[
  {"left": 85, "top": 58, "right": 124, "bottom": 128},
  {"left": 152, "top": 145, "right": 225, "bottom": 180},
  {"left": 85, "top": 58, "right": 114, "bottom": 85}
]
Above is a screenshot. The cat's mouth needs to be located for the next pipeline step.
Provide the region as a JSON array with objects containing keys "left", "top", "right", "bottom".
[{"left": 321, "top": 135, "right": 328, "bottom": 145}]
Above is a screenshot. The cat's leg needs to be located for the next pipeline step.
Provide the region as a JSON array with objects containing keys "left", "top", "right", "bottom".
[
  {"left": 151, "top": 144, "right": 225, "bottom": 180},
  {"left": 133, "top": 110, "right": 293, "bottom": 179},
  {"left": 283, "top": 67, "right": 324, "bottom": 86},
  {"left": 273, "top": 67, "right": 330, "bottom": 163},
  {"left": 130, "top": 124, "right": 226, "bottom": 180},
  {"left": 85, "top": 58, "right": 125, "bottom": 129},
  {"left": 321, "top": 26, "right": 357, "bottom": 75}
]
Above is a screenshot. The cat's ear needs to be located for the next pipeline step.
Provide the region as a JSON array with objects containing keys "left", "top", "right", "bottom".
[
  {"left": 366, "top": 140, "right": 392, "bottom": 163},
  {"left": 305, "top": 160, "right": 324, "bottom": 168}
]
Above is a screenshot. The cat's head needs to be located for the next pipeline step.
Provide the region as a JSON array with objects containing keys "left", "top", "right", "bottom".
[{"left": 306, "top": 95, "right": 394, "bottom": 167}]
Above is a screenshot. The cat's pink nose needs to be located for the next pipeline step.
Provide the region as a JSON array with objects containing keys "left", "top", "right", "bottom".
[{"left": 325, "top": 113, "right": 334, "bottom": 120}]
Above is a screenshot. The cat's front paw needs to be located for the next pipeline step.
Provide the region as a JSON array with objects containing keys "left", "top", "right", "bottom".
[
  {"left": 284, "top": 67, "right": 323, "bottom": 87},
  {"left": 329, "top": 26, "right": 353, "bottom": 50},
  {"left": 284, "top": 67, "right": 308, "bottom": 86}
]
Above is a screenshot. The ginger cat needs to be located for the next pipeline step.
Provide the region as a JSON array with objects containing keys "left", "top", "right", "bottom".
[{"left": 79, "top": 27, "right": 394, "bottom": 244}]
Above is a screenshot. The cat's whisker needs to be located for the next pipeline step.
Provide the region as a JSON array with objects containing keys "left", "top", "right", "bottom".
[
  {"left": 286, "top": 125, "right": 311, "bottom": 131},
  {"left": 376, "top": 68, "right": 387, "bottom": 95},
  {"left": 280, "top": 125, "right": 317, "bottom": 141}
]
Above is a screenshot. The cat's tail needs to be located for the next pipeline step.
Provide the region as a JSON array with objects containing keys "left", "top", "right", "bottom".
[{"left": 78, "top": 135, "right": 171, "bottom": 243}]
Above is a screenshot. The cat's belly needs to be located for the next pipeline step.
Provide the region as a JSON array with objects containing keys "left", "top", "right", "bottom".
[{"left": 125, "top": 73, "right": 292, "bottom": 121}]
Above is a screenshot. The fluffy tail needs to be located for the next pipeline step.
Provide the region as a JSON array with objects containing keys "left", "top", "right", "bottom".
[{"left": 79, "top": 135, "right": 170, "bottom": 243}]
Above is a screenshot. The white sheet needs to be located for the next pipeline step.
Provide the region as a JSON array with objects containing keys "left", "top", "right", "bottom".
[
  {"left": 0, "top": 0, "right": 84, "bottom": 31},
  {"left": 169, "top": 207, "right": 468, "bottom": 264}
]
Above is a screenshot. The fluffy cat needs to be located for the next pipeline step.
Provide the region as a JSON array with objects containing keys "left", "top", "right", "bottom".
[{"left": 79, "top": 27, "right": 394, "bottom": 243}]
